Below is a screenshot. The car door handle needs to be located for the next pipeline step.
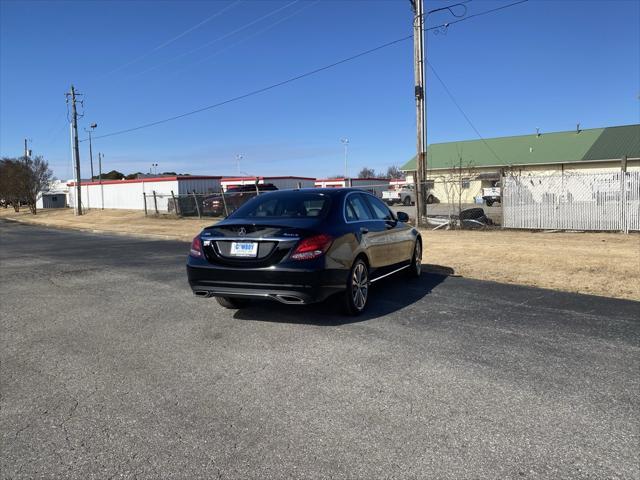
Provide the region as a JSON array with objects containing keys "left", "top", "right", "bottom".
[{"left": 360, "top": 227, "right": 369, "bottom": 234}]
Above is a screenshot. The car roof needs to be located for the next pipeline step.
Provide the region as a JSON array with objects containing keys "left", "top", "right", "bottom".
[{"left": 254, "top": 187, "right": 374, "bottom": 198}]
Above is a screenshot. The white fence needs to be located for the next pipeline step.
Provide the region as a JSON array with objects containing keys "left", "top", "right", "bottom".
[{"left": 503, "top": 171, "right": 640, "bottom": 232}]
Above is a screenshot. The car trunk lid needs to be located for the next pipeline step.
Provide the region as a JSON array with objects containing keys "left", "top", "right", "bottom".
[{"left": 201, "top": 220, "right": 317, "bottom": 267}]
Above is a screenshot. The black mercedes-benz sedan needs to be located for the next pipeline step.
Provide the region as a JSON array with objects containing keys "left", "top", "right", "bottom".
[{"left": 186, "top": 188, "right": 422, "bottom": 315}]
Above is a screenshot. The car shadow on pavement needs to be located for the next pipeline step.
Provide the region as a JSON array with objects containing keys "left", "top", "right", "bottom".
[{"left": 232, "top": 267, "right": 452, "bottom": 326}]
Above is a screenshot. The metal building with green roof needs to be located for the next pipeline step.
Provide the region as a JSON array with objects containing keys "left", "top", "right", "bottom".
[
  {"left": 400, "top": 124, "right": 639, "bottom": 206},
  {"left": 400, "top": 124, "right": 640, "bottom": 173}
]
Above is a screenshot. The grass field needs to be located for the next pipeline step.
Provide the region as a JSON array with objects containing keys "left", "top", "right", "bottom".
[{"left": 2, "top": 208, "right": 638, "bottom": 301}]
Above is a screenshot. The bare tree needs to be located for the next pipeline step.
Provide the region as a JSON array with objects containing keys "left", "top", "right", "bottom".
[
  {"left": 358, "top": 167, "right": 376, "bottom": 178},
  {"left": 385, "top": 166, "right": 405, "bottom": 179},
  {"left": 0, "top": 156, "right": 53, "bottom": 214},
  {"left": 0, "top": 158, "right": 28, "bottom": 212},
  {"left": 23, "top": 156, "right": 53, "bottom": 214},
  {"left": 439, "top": 155, "right": 478, "bottom": 225}
]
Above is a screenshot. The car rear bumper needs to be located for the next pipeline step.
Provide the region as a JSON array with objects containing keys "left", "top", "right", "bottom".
[{"left": 186, "top": 260, "right": 347, "bottom": 305}]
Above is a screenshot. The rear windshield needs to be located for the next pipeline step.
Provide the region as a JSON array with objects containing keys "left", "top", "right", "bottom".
[{"left": 230, "top": 192, "right": 331, "bottom": 219}]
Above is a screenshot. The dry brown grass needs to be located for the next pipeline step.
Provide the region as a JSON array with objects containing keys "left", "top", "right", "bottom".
[
  {"left": 2, "top": 208, "right": 639, "bottom": 301},
  {"left": 422, "top": 229, "right": 639, "bottom": 301},
  {"left": 0, "top": 208, "right": 209, "bottom": 241}
]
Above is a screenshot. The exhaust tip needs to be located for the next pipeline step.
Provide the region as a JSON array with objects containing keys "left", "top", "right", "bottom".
[
  {"left": 194, "top": 290, "right": 211, "bottom": 298},
  {"left": 272, "top": 294, "right": 305, "bottom": 305}
]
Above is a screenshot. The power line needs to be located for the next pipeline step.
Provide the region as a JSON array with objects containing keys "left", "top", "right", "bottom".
[
  {"left": 132, "top": 0, "right": 300, "bottom": 77},
  {"left": 426, "top": 60, "right": 505, "bottom": 165},
  {"left": 105, "top": 0, "right": 242, "bottom": 76},
  {"left": 426, "top": 0, "right": 528, "bottom": 32},
  {"left": 89, "top": 35, "right": 412, "bottom": 141},
  {"left": 87, "top": 0, "right": 528, "bottom": 142},
  {"left": 171, "top": 0, "right": 320, "bottom": 77}
]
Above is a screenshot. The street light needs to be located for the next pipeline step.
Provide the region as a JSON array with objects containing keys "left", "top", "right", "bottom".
[
  {"left": 235, "top": 154, "right": 243, "bottom": 175},
  {"left": 151, "top": 163, "right": 158, "bottom": 175},
  {"left": 84, "top": 123, "right": 97, "bottom": 180},
  {"left": 340, "top": 138, "right": 349, "bottom": 179}
]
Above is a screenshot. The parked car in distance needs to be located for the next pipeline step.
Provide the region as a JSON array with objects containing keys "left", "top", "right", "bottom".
[
  {"left": 187, "top": 188, "right": 422, "bottom": 315},
  {"left": 382, "top": 184, "right": 436, "bottom": 206},
  {"left": 482, "top": 184, "right": 501, "bottom": 206},
  {"left": 202, "top": 183, "right": 278, "bottom": 216}
]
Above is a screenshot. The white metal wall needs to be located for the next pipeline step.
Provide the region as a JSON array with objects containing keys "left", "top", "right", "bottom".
[
  {"left": 503, "top": 171, "right": 640, "bottom": 232},
  {"left": 67, "top": 180, "right": 179, "bottom": 211}
]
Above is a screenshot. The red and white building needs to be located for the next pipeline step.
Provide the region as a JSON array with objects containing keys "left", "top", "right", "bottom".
[
  {"left": 389, "top": 178, "right": 409, "bottom": 189},
  {"left": 221, "top": 176, "right": 316, "bottom": 192},
  {"left": 67, "top": 175, "right": 224, "bottom": 211},
  {"left": 314, "top": 178, "right": 391, "bottom": 197}
]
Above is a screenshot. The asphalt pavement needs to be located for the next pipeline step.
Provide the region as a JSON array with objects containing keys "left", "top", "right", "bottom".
[{"left": 1, "top": 220, "right": 638, "bottom": 479}]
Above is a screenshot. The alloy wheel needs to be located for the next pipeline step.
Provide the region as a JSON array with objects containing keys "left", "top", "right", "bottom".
[
  {"left": 414, "top": 241, "right": 422, "bottom": 275},
  {"left": 351, "top": 262, "right": 368, "bottom": 311}
]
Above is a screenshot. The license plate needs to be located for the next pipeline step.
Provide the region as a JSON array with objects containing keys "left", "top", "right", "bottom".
[{"left": 230, "top": 241, "right": 258, "bottom": 257}]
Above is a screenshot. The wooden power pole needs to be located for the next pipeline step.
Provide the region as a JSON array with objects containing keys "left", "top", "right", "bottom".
[
  {"left": 411, "top": 0, "right": 427, "bottom": 227},
  {"left": 66, "top": 85, "right": 83, "bottom": 215}
]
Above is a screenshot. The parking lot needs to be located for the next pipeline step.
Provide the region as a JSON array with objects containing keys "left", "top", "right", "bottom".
[{"left": 1, "top": 220, "right": 639, "bottom": 479}]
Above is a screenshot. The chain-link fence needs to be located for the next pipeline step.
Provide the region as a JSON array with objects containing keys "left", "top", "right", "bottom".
[
  {"left": 140, "top": 181, "right": 501, "bottom": 231},
  {"left": 143, "top": 185, "right": 292, "bottom": 218},
  {"left": 420, "top": 176, "right": 501, "bottom": 229},
  {"left": 139, "top": 173, "right": 639, "bottom": 232},
  {"left": 503, "top": 171, "right": 640, "bottom": 232},
  {"left": 143, "top": 191, "right": 227, "bottom": 218}
]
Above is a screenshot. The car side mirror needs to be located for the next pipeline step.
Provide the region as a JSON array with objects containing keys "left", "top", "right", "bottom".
[{"left": 396, "top": 211, "right": 409, "bottom": 223}]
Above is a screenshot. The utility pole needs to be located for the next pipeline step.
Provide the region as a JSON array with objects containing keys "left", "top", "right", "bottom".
[
  {"left": 409, "top": 0, "right": 467, "bottom": 226},
  {"left": 66, "top": 85, "right": 83, "bottom": 215},
  {"left": 341, "top": 138, "right": 349, "bottom": 179},
  {"left": 411, "top": 0, "right": 427, "bottom": 227}
]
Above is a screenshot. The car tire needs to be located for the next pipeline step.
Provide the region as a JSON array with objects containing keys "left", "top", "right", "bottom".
[
  {"left": 403, "top": 196, "right": 411, "bottom": 206},
  {"left": 486, "top": 200, "right": 493, "bottom": 207},
  {"left": 407, "top": 239, "right": 422, "bottom": 278},
  {"left": 426, "top": 195, "right": 435, "bottom": 204},
  {"left": 344, "top": 258, "right": 369, "bottom": 315},
  {"left": 216, "top": 296, "right": 250, "bottom": 309}
]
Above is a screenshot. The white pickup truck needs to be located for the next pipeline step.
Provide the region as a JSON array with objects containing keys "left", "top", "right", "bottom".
[
  {"left": 382, "top": 185, "right": 436, "bottom": 206},
  {"left": 383, "top": 185, "right": 415, "bottom": 206},
  {"left": 482, "top": 186, "right": 501, "bottom": 206}
]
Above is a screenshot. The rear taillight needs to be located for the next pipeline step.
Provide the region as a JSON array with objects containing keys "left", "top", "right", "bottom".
[
  {"left": 291, "top": 234, "right": 333, "bottom": 261},
  {"left": 190, "top": 236, "right": 203, "bottom": 258}
]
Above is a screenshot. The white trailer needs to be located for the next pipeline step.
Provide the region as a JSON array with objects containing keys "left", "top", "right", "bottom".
[{"left": 67, "top": 176, "right": 223, "bottom": 211}]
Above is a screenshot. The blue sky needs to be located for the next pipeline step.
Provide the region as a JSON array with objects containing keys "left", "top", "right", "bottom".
[{"left": 1, "top": 0, "right": 638, "bottom": 180}]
